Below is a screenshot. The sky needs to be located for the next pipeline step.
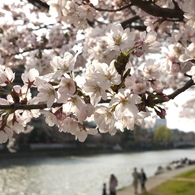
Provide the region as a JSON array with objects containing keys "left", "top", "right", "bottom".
[{"left": 164, "top": 89, "right": 195, "bottom": 132}]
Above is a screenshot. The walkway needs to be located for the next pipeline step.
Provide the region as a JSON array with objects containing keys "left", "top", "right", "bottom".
[{"left": 117, "top": 164, "right": 195, "bottom": 195}]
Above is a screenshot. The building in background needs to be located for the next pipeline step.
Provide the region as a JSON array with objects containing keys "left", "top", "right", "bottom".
[{"left": 154, "top": 119, "right": 167, "bottom": 130}]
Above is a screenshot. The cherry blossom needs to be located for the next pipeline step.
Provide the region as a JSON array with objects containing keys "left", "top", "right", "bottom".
[
  {"left": 75, "top": 127, "right": 98, "bottom": 142},
  {"left": 138, "top": 31, "right": 161, "bottom": 53},
  {"left": 94, "top": 106, "right": 116, "bottom": 134},
  {"left": 106, "top": 23, "right": 135, "bottom": 51},
  {"left": 1, "top": 0, "right": 195, "bottom": 144},
  {"left": 34, "top": 79, "right": 58, "bottom": 107},
  {"left": 189, "top": 66, "right": 195, "bottom": 82},
  {"left": 82, "top": 79, "right": 107, "bottom": 106},
  {"left": 21, "top": 68, "right": 39, "bottom": 87},
  {"left": 92, "top": 60, "right": 121, "bottom": 89},
  {"left": 143, "top": 59, "right": 160, "bottom": 79},
  {"left": 57, "top": 77, "right": 76, "bottom": 103},
  {"left": 109, "top": 89, "right": 142, "bottom": 119},
  {"left": 0, "top": 127, "right": 13, "bottom": 144},
  {"left": 179, "top": 43, "right": 195, "bottom": 62}
]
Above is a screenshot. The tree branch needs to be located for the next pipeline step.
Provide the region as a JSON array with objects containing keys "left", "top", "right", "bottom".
[
  {"left": 0, "top": 102, "right": 63, "bottom": 110},
  {"left": 130, "top": 0, "right": 184, "bottom": 21},
  {"left": 121, "top": 15, "right": 146, "bottom": 30},
  {"left": 93, "top": 3, "right": 132, "bottom": 12},
  {"left": 154, "top": 79, "right": 195, "bottom": 104},
  {"left": 93, "top": 0, "right": 184, "bottom": 21},
  {"left": 26, "top": 0, "right": 49, "bottom": 10}
]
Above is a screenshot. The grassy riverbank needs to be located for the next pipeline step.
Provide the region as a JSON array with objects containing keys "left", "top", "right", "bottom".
[{"left": 143, "top": 169, "right": 195, "bottom": 195}]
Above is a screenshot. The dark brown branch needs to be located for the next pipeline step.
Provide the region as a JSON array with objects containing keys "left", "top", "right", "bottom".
[
  {"left": 154, "top": 79, "right": 195, "bottom": 104},
  {"left": 121, "top": 15, "right": 140, "bottom": 28},
  {"left": 130, "top": 0, "right": 184, "bottom": 21},
  {"left": 27, "top": 0, "right": 49, "bottom": 10},
  {"left": 3, "top": 44, "right": 64, "bottom": 59},
  {"left": 93, "top": 3, "right": 132, "bottom": 12},
  {"left": 121, "top": 16, "right": 146, "bottom": 30},
  {"left": 93, "top": 0, "right": 184, "bottom": 21},
  {"left": 0, "top": 102, "right": 62, "bottom": 110}
]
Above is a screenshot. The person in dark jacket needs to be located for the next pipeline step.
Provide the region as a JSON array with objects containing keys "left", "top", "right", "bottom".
[
  {"left": 102, "top": 183, "right": 107, "bottom": 195},
  {"left": 140, "top": 168, "right": 147, "bottom": 193}
]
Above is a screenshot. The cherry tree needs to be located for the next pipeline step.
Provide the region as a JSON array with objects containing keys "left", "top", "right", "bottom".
[{"left": 0, "top": 0, "right": 195, "bottom": 145}]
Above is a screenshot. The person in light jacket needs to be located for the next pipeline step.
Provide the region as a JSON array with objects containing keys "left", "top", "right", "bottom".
[
  {"left": 109, "top": 174, "right": 118, "bottom": 195},
  {"left": 132, "top": 167, "right": 140, "bottom": 195}
]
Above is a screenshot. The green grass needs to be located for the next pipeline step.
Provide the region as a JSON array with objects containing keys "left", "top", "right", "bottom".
[
  {"left": 149, "top": 180, "right": 195, "bottom": 195},
  {"left": 141, "top": 168, "right": 195, "bottom": 195},
  {"left": 176, "top": 168, "right": 195, "bottom": 178}
]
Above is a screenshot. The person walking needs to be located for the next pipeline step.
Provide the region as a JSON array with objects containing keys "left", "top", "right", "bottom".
[
  {"left": 102, "top": 183, "right": 107, "bottom": 195},
  {"left": 140, "top": 168, "right": 147, "bottom": 193},
  {"left": 132, "top": 167, "right": 140, "bottom": 195},
  {"left": 109, "top": 174, "right": 118, "bottom": 195}
]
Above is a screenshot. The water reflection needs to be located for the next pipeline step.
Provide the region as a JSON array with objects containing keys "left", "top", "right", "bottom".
[{"left": 0, "top": 148, "right": 194, "bottom": 195}]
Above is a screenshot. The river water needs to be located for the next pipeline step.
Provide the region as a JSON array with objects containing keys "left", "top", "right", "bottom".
[{"left": 0, "top": 148, "right": 195, "bottom": 195}]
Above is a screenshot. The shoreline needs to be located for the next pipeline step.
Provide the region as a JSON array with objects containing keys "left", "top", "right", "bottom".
[
  {"left": 117, "top": 164, "right": 195, "bottom": 195},
  {"left": 1, "top": 146, "right": 194, "bottom": 158}
]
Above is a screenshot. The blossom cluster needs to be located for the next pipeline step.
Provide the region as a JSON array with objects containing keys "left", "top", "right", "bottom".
[
  {"left": 0, "top": 23, "right": 167, "bottom": 144},
  {"left": 0, "top": 0, "right": 195, "bottom": 144}
]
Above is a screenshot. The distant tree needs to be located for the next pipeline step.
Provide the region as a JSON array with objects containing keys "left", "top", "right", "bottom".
[
  {"left": 120, "top": 128, "right": 135, "bottom": 149},
  {"left": 154, "top": 125, "right": 171, "bottom": 146}
]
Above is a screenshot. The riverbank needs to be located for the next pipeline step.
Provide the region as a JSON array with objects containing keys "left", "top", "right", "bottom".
[
  {"left": 117, "top": 164, "right": 195, "bottom": 195},
  {"left": 1, "top": 143, "right": 195, "bottom": 158}
]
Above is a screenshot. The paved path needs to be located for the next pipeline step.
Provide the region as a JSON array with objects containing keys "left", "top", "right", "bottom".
[{"left": 117, "top": 164, "right": 195, "bottom": 195}]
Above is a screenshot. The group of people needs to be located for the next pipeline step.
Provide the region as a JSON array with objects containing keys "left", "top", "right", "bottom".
[
  {"left": 132, "top": 167, "right": 147, "bottom": 195},
  {"left": 103, "top": 174, "right": 118, "bottom": 195},
  {"left": 102, "top": 168, "right": 147, "bottom": 195}
]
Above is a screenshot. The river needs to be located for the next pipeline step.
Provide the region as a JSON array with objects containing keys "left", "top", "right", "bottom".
[{"left": 0, "top": 148, "right": 195, "bottom": 195}]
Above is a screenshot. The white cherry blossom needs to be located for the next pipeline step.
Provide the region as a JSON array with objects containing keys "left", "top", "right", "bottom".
[
  {"left": 143, "top": 59, "right": 160, "bottom": 79},
  {"left": 109, "top": 89, "right": 142, "bottom": 119},
  {"left": 139, "top": 31, "right": 161, "bottom": 53},
  {"left": 41, "top": 110, "right": 59, "bottom": 127},
  {"left": 93, "top": 60, "right": 121, "bottom": 89},
  {"left": 62, "top": 95, "right": 85, "bottom": 116},
  {"left": 21, "top": 68, "right": 39, "bottom": 87},
  {"left": 94, "top": 106, "right": 116, "bottom": 134},
  {"left": 35, "top": 81, "right": 58, "bottom": 107},
  {"left": 0, "top": 126, "right": 13, "bottom": 144},
  {"left": 57, "top": 77, "right": 76, "bottom": 103},
  {"left": 78, "top": 103, "right": 95, "bottom": 122},
  {"left": 189, "top": 66, "right": 195, "bottom": 82},
  {"left": 179, "top": 43, "right": 195, "bottom": 62},
  {"left": 82, "top": 79, "right": 107, "bottom": 106},
  {"left": 106, "top": 23, "right": 135, "bottom": 51},
  {"left": 75, "top": 128, "right": 98, "bottom": 142}
]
